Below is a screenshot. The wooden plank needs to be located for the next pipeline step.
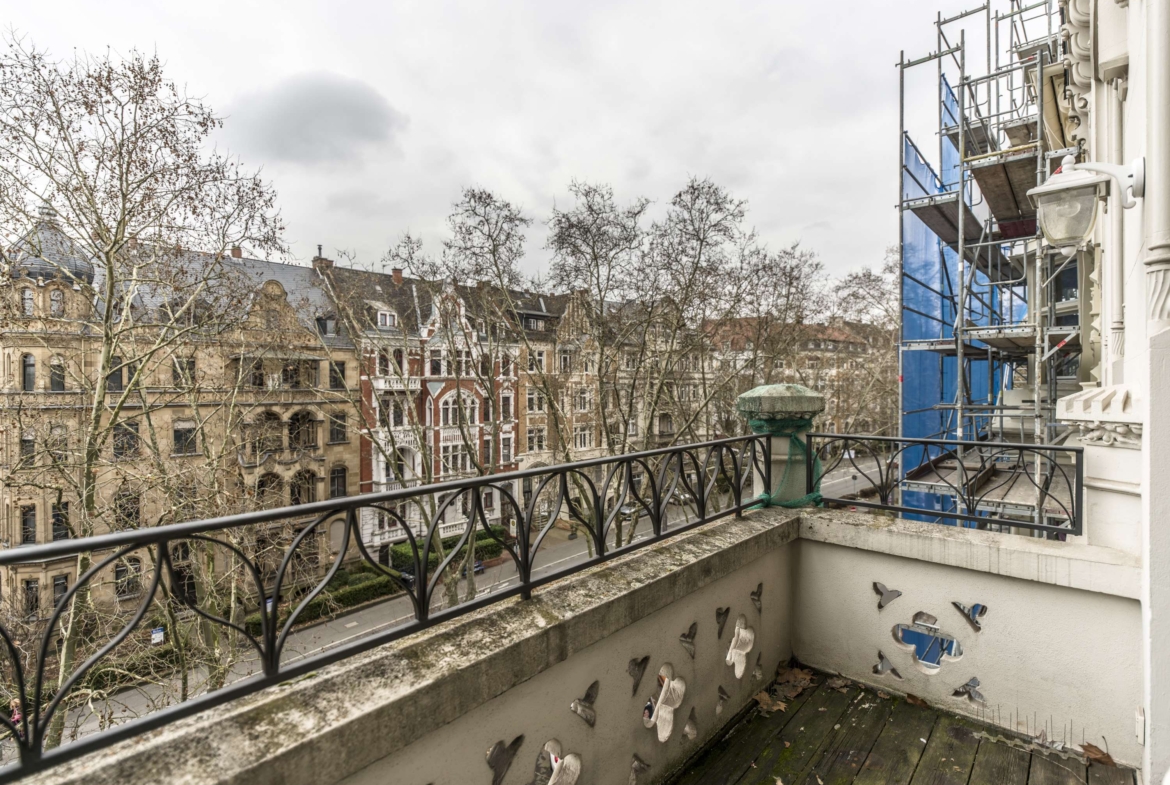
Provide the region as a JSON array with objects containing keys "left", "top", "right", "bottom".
[
  {"left": 1029, "top": 751, "right": 1088, "bottom": 785},
  {"left": 968, "top": 739, "right": 1030, "bottom": 785},
  {"left": 673, "top": 682, "right": 817, "bottom": 785},
  {"left": 1087, "top": 764, "right": 1134, "bottom": 785},
  {"left": 854, "top": 700, "right": 939, "bottom": 785},
  {"left": 799, "top": 689, "right": 893, "bottom": 785},
  {"left": 736, "top": 684, "right": 858, "bottom": 785},
  {"left": 908, "top": 714, "right": 982, "bottom": 785}
]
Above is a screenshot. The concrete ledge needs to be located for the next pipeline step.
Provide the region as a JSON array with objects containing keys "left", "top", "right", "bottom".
[
  {"left": 798, "top": 509, "right": 1141, "bottom": 599},
  {"left": 26, "top": 511, "right": 800, "bottom": 785}
]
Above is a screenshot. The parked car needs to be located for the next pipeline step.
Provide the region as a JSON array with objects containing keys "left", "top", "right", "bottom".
[
  {"left": 669, "top": 488, "right": 695, "bottom": 505},
  {"left": 618, "top": 504, "right": 639, "bottom": 520},
  {"left": 461, "top": 560, "right": 485, "bottom": 577}
]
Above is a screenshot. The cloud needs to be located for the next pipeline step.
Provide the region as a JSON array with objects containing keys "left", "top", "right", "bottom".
[{"left": 228, "top": 72, "right": 407, "bottom": 165}]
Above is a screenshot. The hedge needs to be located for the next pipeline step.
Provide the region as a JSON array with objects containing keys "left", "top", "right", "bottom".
[
  {"left": 243, "top": 574, "right": 401, "bottom": 637},
  {"left": 387, "top": 533, "right": 505, "bottom": 572}
]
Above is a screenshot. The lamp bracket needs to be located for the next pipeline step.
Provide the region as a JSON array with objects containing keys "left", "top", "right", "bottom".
[{"left": 1072, "top": 158, "right": 1145, "bottom": 208}]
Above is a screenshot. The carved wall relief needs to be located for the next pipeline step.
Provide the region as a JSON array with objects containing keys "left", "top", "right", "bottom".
[
  {"left": 569, "top": 681, "right": 598, "bottom": 727},
  {"left": 726, "top": 614, "right": 756, "bottom": 679},
  {"left": 643, "top": 664, "right": 687, "bottom": 743}
]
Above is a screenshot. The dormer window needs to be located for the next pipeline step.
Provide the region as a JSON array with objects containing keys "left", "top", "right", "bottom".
[
  {"left": 377, "top": 311, "right": 396, "bottom": 328},
  {"left": 316, "top": 317, "right": 338, "bottom": 337},
  {"left": 523, "top": 317, "right": 544, "bottom": 331}
]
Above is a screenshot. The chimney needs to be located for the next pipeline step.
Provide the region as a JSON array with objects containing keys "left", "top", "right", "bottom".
[
  {"left": 230, "top": 245, "right": 242, "bottom": 258},
  {"left": 312, "top": 255, "right": 334, "bottom": 272},
  {"left": 392, "top": 268, "right": 403, "bottom": 285}
]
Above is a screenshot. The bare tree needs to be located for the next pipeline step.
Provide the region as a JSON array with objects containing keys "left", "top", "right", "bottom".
[{"left": 0, "top": 35, "right": 282, "bottom": 749}]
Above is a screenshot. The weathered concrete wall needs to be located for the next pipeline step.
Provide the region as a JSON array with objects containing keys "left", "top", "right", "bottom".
[
  {"left": 793, "top": 513, "right": 1144, "bottom": 767},
  {"left": 340, "top": 534, "right": 795, "bottom": 785}
]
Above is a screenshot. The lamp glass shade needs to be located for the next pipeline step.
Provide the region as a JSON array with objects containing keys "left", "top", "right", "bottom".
[{"left": 1035, "top": 184, "right": 1099, "bottom": 253}]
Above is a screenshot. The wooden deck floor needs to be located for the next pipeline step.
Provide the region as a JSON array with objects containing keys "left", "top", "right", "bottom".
[{"left": 673, "top": 678, "right": 1132, "bottom": 785}]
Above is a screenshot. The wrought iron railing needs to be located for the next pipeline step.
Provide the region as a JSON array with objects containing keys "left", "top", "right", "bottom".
[
  {"left": 0, "top": 434, "right": 767, "bottom": 779},
  {"left": 805, "top": 433, "right": 1083, "bottom": 536}
]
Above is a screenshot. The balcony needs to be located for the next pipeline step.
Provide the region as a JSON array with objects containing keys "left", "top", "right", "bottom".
[
  {"left": 370, "top": 375, "right": 421, "bottom": 392},
  {"left": 0, "top": 386, "right": 1140, "bottom": 785}
]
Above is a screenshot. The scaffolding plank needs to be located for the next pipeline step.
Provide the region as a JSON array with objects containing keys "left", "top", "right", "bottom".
[
  {"left": 944, "top": 122, "right": 997, "bottom": 156},
  {"left": 903, "top": 192, "right": 1018, "bottom": 279},
  {"left": 968, "top": 149, "right": 1042, "bottom": 224},
  {"left": 965, "top": 325, "right": 1038, "bottom": 354}
]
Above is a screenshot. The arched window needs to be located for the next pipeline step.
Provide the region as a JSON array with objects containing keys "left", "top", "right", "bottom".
[
  {"left": 377, "top": 349, "right": 390, "bottom": 376},
  {"left": 49, "top": 289, "right": 64, "bottom": 318},
  {"left": 49, "top": 358, "right": 65, "bottom": 391},
  {"left": 290, "top": 470, "right": 317, "bottom": 506},
  {"left": 253, "top": 411, "right": 283, "bottom": 454},
  {"left": 21, "top": 354, "right": 35, "bottom": 392},
  {"left": 288, "top": 411, "right": 317, "bottom": 450},
  {"left": 441, "top": 398, "right": 454, "bottom": 426},
  {"left": 393, "top": 349, "right": 404, "bottom": 371},
  {"left": 20, "top": 289, "right": 34, "bottom": 316},
  {"left": 256, "top": 473, "right": 283, "bottom": 507}
]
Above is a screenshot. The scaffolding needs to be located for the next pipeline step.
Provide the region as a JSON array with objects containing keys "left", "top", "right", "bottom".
[{"left": 897, "top": 0, "right": 1087, "bottom": 536}]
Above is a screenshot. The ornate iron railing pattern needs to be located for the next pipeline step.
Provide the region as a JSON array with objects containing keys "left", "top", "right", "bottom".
[
  {"left": 805, "top": 433, "right": 1083, "bottom": 536},
  {"left": 0, "top": 434, "right": 768, "bottom": 779}
]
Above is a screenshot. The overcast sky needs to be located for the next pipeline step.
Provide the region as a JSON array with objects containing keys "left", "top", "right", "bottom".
[{"left": 8, "top": 0, "right": 989, "bottom": 279}]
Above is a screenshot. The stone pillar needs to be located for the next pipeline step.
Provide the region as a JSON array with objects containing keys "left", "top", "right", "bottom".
[{"left": 735, "top": 384, "right": 825, "bottom": 504}]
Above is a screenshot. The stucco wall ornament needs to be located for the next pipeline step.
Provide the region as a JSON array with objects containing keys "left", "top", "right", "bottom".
[
  {"left": 569, "top": 681, "right": 598, "bottom": 727},
  {"left": 726, "top": 615, "right": 756, "bottom": 679},
  {"left": 716, "top": 685, "right": 730, "bottom": 716},
  {"left": 893, "top": 612, "right": 964, "bottom": 673},
  {"left": 752, "top": 652, "right": 764, "bottom": 682},
  {"left": 952, "top": 601, "right": 988, "bottom": 632},
  {"left": 953, "top": 677, "right": 986, "bottom": 704},
  {"left": 716, "top": 607, "right": 731, "bottom": 638},
  {"left": 628, "top": 754, "right": 651, "bottom": 785},
  {"left": 679, "top": 622, "right": 698, "bottom": 658},
  {"left": 750, "top": 583, "right": 763, "bottom": 612},
  {"left": 486, "top": 735, "right": 524, "bottom": 785},
  {"left": 526, "top": 740, "right": 580, "bottom": 785},
  {"left": 628, "top": 656, "right": 650, "bottom": 696},
  {"left": 1057, "top": 386, "right": 1143, "bottom": 449},
  {"left": 873, "top": 581, "right": 901, "bottom": 609},
  {"left": 1072, "top": 420, "right": 1142, "bottom": 448},
  {"left": 643, "top": 664, "right": 687, "bottom": 743},
  {"left": 682, "top": 706, "right": 698, "bottom": 740},
  {"left": 873, "top": 650, "right": 903, "bottom": 680}
]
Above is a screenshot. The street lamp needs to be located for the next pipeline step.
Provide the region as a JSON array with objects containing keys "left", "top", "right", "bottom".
[{"left": 1027, "top": 154, "right": 1145, "bottom": 257}]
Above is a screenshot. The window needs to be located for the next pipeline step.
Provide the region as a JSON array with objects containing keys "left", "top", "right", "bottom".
[
  {"left": 290, "top": 471, "right": 317, "bottom": 505},
  {"left": 49, "top": 289, "right": 64, "bottom": 318},
  {"left": 329, "top": 361, "right": 346, "bottom": 390},
  {"left": 441, "top": 398, "right": 454, "bottom": 426},
  {"left": 527, "top": 389, "right": 545, "bottom": 412},
  {"left": 329, "top": 413, "right": 347, "bottom": 443},
  {"left": 440, "top": 444, "right": 470, "bottom": 476},
  {"left": 624, "top": 354, "right": 637, "bottom": 370},
  {"left": 316, "top": 316, "right": 338, "bottom": 337},
  {"left": 52, "top": 502, "right": 69, "bottom": 541},
  {"left": 501, "top": 436, "right": 513, "bottom": 463},
  {"left": 53, "top": 575, "right": 68, "bottom": 608},
  {"left": 582, "top": 355, "right": 593, "bottom": 373},
  {"left": 574, "top": 425, "right": 593, "bottom": 450},
  {"left": 115, "top": 558, "right": 142, "bottom": 598},
  {"left": 575, "top": 388, "right": 590, "bottom": 411},
  {"left": 377, "top": 311, "right": 396, "bottom": 328},
  {"left": 21, "top": 354, "right": 35, "bottom": 392},
  {"left": 173, "top": 357, "right": 196, "bottom": 387},
  {"left": 528, "top": 350, "right": 545, "bottom": 372},
  {"left": 20, "top": 430, "right": 35, "bottom": 466},
  {"left": 288, "top": 412, "right": 318, "bottom": 450},
  {"left": 20, "top": 506, "right": 36, "bottom": 544},
  {"left": 329, "top": 466, "right": 348, "bottom": 499},
  {"left": 393, "top": 349, "right": 404, "bottom": 372},
  {"left": 113, "top": 421, "right": 139, "bottom": 459},
  {"left": 524, "top": 317, "right": 545, "bottom": 331},
  {"left": 256, "top": 473, "right": 283, "bottom": 507},
  {"left": 23, "top": 580, "right": 39, "bottom": 618},
  {"left": 20, "top": 289, "right": 34, "bottom": 316},
  {"left": 482, "top": 397, "right": 493, "bottom": 423},
  {"left": 377, "top": 350, "right": 390, "bottom": 376},
  {"left": 383, "top": 397, "right": 405, "bottom": 428},
  {"left": 107, "top": 357, "right": 123, "bottom": 393},
  {"left": 50, "top": 359, "right": 65, "bottom": 392},
  {"left": 114, "top": 490, "right": 140, "bottom": 527},
  {"left": 527, "top": 427, "right": 546, "bottom": 452},
  {"left": 482, "top": 489, "right": 495, "bottom": 510},
  {"left": 173, "top": 421, "right": 198, "bottom": 455},
  {"left": 250, "top": 360, "right": 266, "bottom": 388},
  {"left": 483, "top": 436, "right": 493, "bottom": 465},
  {"left": 627, "top": 418, "right": 639, "bottom": 437},
  {"left": 501, "top": 354, "right": 513, "bottom": 376},
  {"left": 560, "top": 353, "right": 571, "bottom": 373},
  {"left": 501, "top": 394, "right": 513, "bottom": 420},
  {"left": 658, "top": 413, "right": 674, "bottom": 435},
  {"left": 454, "top": 350, "right": 471, "bottom": 377},
  {"left": 429, "top": 350, "right": 443, "bottom": 376}
]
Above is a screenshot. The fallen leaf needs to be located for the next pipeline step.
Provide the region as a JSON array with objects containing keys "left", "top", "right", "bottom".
[
  {"left": 775, "top": 779, "right": 784, "bottom": 785},
  {"left": 906, "top": 694, "right": 929, "bottom": 708},
  {"left": 784, "top": 741, "right": 791, "bottom": 748},
  {"left": 877, "top": 691, "right": 891, "bottom": 699},
  {"left": 754, "top": 691, "right": 788, "bottom": 715},
  {"left": 1081, "top": 743, "right": 1116, "bottom": 767},
  {"left": 816, "top": 777, "right": 824, "bottom": 785},
  {"left": 826, "top": 676, "right": 849, "bottom": 691}
]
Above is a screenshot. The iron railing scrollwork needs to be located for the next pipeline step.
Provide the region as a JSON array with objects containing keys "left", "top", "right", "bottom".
[
  {"left": 0, "top": 434, "right": 768, "bottom": 779},
  {"left": 805, "top": 433, "right": 1083, "bottom": 536}
]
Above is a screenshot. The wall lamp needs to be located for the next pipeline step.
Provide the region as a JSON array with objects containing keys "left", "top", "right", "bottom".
[{"left": 1026, "top": 153, "right": 1145, "bottom": 257}]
